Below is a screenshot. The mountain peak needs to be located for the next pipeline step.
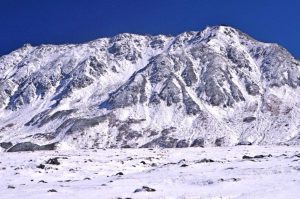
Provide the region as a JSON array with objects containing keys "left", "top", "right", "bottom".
[{"left": 0, "top": 26, "right": 300, "bottom": 150}]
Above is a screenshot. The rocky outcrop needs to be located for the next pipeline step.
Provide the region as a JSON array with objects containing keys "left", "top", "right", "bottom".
[
  {"left": 6, "top": 142, "right": 57, "bottom": 152},
  {"left": 0, "top": 142, "right": 13, "bottom": 149}
]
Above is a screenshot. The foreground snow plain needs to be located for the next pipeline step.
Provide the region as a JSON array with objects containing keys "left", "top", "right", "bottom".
[{"left": 1, "top": 146, "right": 300, "bottom": 199}]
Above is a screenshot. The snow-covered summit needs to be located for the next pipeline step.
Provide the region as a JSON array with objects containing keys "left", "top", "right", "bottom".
[{"left": 1, "top": 25, "right": 300, "bottom": 150}]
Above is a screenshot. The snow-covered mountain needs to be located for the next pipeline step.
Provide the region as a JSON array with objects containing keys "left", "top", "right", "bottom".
[{"left": 1, "top": 25, "right": 300, "bottom": 149}]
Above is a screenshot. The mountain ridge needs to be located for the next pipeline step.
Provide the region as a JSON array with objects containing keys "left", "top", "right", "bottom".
[{"left": 1, "top": 25, "right": 300, "bottom": 150}]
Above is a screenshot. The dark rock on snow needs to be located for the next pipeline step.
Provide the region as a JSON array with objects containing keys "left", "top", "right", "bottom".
[
  {"left": 7, "top": 142, "right": 57, "bottom": 152},
  {"left": 134, "top": 186, "right": 156, "bottom": 193},
  {"left": 45, "top": 157, "right": 60, "bottom": 165},
  {"left": 0, "top": 142, "right": 13, "bottom": 149}
]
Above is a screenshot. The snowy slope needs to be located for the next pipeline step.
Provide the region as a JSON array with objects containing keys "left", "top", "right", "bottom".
[{"left": 0, "top": 25, "right": 300, "bottom": 149}]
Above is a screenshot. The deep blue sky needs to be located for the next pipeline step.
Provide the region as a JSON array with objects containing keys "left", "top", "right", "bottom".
[{"left": 1, "top": 0, "right": 300, "bottom": 58}]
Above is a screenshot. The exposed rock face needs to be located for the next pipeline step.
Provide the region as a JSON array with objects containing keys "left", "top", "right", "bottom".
[
  {"left": 176, "top": 140, "right": 189, "bottom": 148},
  {"left": 191, "top": 138, "right": 205, "bottom": 147},
  {"left": 215, "top": 137, "right": 226, "bottom": 147},
  {"left": 0, "top": 25, "right": 300, "bottom": 149}
]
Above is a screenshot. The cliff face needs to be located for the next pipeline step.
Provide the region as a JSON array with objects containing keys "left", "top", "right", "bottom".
[{"left": 1, "top": 25, "right": 300, "bottom": 149}]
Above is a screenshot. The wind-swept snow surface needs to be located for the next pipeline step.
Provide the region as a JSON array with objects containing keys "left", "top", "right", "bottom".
[{"left": 0, "top": 146, "right": 300, "bottom": 199}]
